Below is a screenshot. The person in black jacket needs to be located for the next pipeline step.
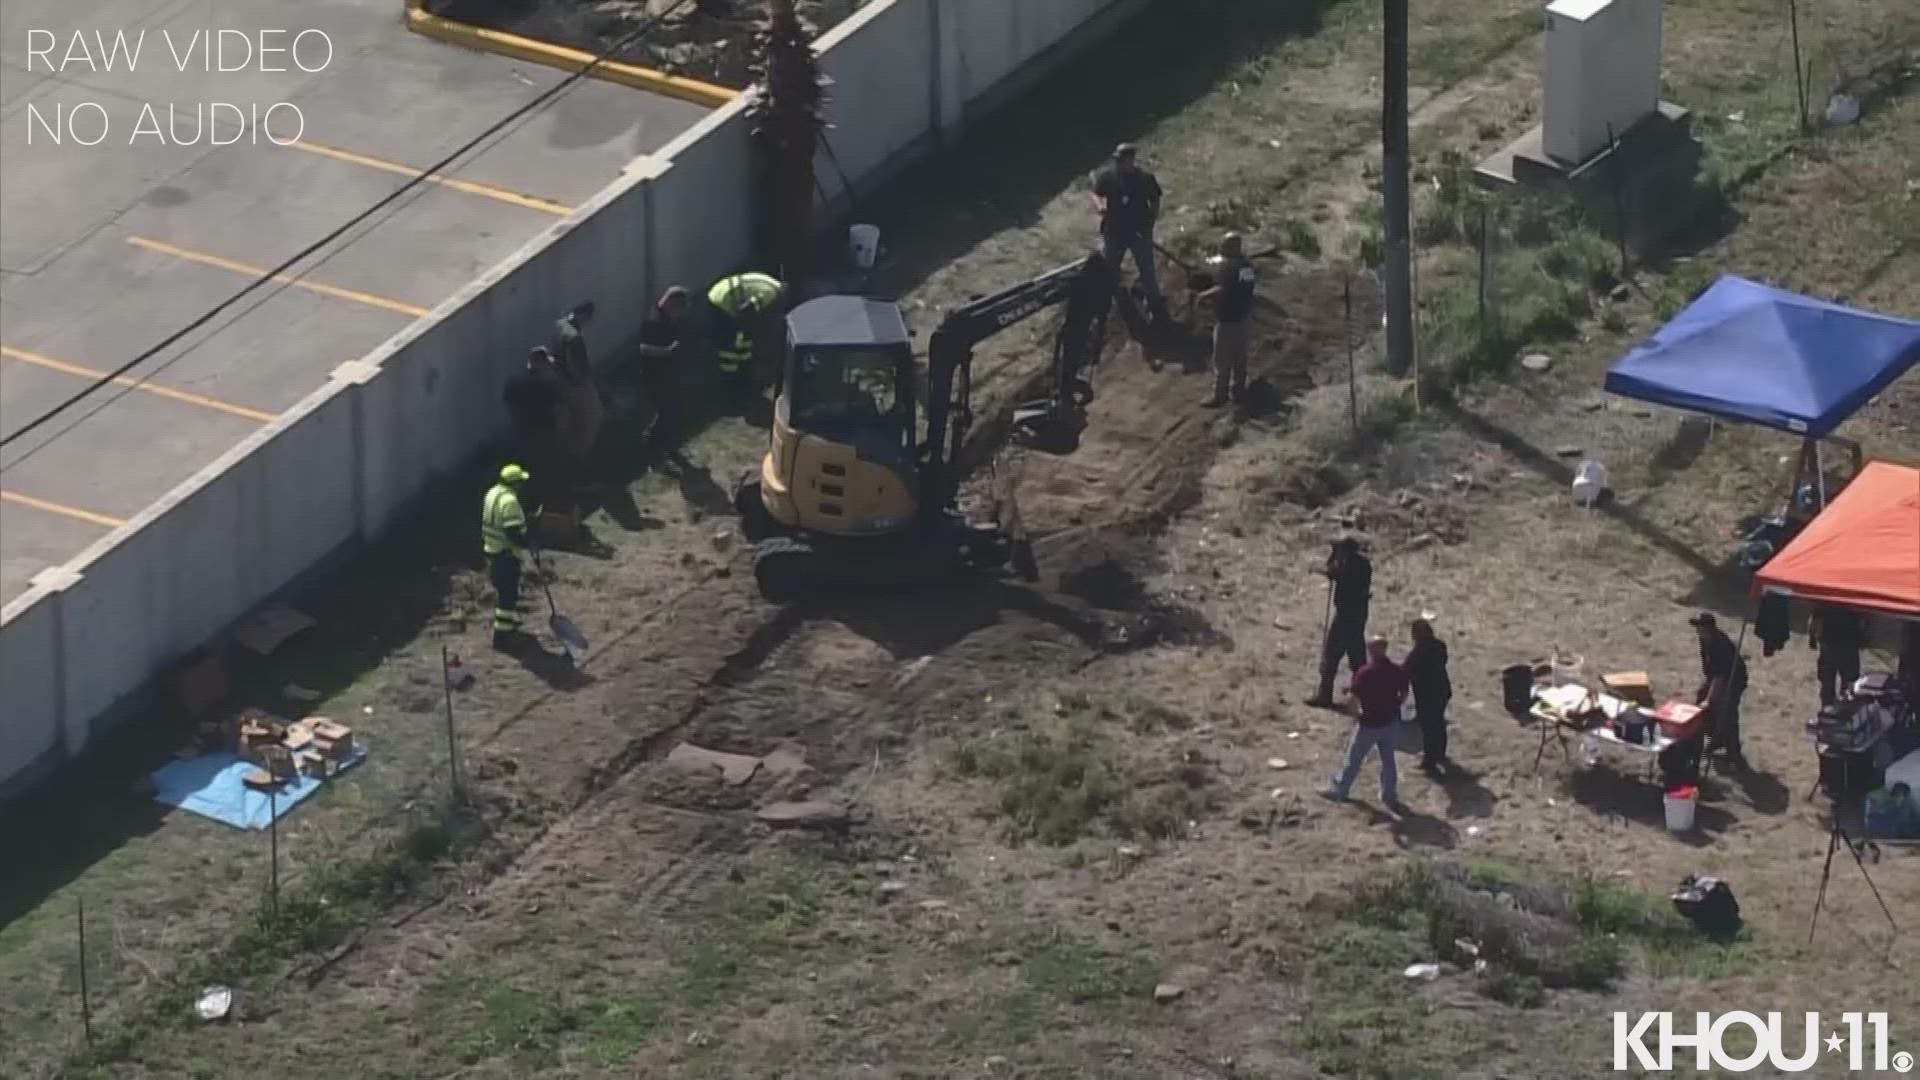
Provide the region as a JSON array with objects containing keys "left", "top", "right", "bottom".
[
  {"left": 636, "top": 286, "right": 690, "bottom": 452},
  {"left": 1692, "top": 612, "right": 1749, "bottom": 766},
  {"left": 1809, "top": 603, "right": 1863, "bottom": 706},
  {"left": 1308, "top": 537, "right": 1372, "bottom": 708},
  {"left": 1405, "top": 616, "right": 1453, "bottom": 774}
]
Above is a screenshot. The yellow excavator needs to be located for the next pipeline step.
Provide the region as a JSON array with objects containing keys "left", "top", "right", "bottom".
[{"left": 732, "top": 252, "right": 1131, "bottom": 598}]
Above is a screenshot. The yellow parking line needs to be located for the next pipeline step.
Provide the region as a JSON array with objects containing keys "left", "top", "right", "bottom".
[
  {"left": 0, "top": 490, "right": 126, "bottom": 528},
  {"left": 287, "top": 140, "right": 573, "bottom": 216},
  {"left": 2, "top": 345, "right": 278, "bottom": 424},
  {"left": 126, "top": 236, "right": 431, "bottom": 318}
]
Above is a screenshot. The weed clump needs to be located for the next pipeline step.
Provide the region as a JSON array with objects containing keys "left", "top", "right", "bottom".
[{"left": 946, "top": 702, "right": 1221, "bottom": 846}]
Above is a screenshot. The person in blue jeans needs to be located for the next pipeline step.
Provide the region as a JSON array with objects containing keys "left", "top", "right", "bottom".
[
  {"left": 1090, "top": 143, "right": 1170, "bottom": 326},
  {"left": 1323, "top": 636, "right": 1410, "bottom": 807}
]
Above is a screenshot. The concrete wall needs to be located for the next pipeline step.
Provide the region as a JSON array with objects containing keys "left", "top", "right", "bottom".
[{"left": 0, "top": 0, "right": 1145, "bottom": 799}]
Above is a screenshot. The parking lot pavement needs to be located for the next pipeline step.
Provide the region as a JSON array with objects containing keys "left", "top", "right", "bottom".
[{"left": 0, "top": 0, "right": 711, "bottom": 604}]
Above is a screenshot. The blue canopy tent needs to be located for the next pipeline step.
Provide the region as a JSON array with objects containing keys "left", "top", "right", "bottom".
[{"left": 1604, "top": 275, "right": 1920, "bottom": 437}]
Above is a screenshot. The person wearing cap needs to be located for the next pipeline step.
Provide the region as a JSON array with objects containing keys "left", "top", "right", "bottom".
[
  {"left": 502, "top": 347, "right": 563, "bottom": 510},
  {"left": 1090, "top": 144, "right": 1169, "bottom": 326},
  {"left": 482, "top": 465, "right": 534, "bottom": 650},
  {"left": 1197, "top": 231, "right": 1257, "bottom": 407},
  {"left": 1323, "top": 635, "right": 1409, "bottom": 806},
  {"left": 1691, "top": 612, "right": 1749, "bottom": 765},
  {"left": 707, "top": 271, "right": 788, "bottom": 406},
  {"left": 637, "top": 286, "right": 691, "bottom": 451},
  {"left": 1405, "top": 616, "right": 1453, "bottom": 774},
  {"left": 1308, "top": 537, "right": 1373, "bottom": 708}
]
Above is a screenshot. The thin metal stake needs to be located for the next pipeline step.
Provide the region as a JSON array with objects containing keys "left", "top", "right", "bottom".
[
  {"left": 442, "top": 644, "right": 462, "bottom": 802},
  {"left": 1344, "top": 276, "right": 1359, "bottom": 432},
  {"left": 1788, "top": 0, "right": 1809, "bottom": 132},
  {"left": 77, "top": 897, "right": 93, "bottom": 1045}
]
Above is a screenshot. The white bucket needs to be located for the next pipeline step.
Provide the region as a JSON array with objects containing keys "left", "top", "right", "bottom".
[
  {"left": 1550, "top": 653, "right": 1585, "bottom": 687},
  {"left": 848, "top": 224, "right": 881, "bottom": 270},
  {"left": 1571, "top": 459, "right": 1607, "bottom": 507},
  {"left": 1664, "top": 791, "right": 1698, "bottom": 832}
]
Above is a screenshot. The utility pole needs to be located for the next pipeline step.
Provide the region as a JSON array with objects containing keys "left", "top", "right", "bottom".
[{"left": 1382, "top": 0, "right": 1414, "bottom": 376}]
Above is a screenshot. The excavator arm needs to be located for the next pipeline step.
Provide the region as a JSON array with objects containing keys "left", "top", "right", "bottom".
[{"left": 919, "top": 254, "right": 1121, "bottom": 512}]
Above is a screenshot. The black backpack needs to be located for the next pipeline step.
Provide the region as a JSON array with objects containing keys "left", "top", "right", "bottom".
[{"left": 1671, "top": 875, "right": 1742, "bottom": 936}]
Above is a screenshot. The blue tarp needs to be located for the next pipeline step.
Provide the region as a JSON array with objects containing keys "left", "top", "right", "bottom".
[
  {"left": 1604, "top": 275, "right": 1920, "bottom": 437},
  {"left": 152, "top": 745, "right": 367, "bottom": 830}
]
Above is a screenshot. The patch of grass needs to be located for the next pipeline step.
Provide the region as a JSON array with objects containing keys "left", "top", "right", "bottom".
[
  {"left": 984, "top": 722, "right": 1126, "bottom": 845},
  {"left": 1476, "top": 967, "right": 1545, "bottom": 1008},
  {"left": 1021, "top": 934, "right": 1150, "bottom": 1005},
  {"left": 457, "top": 985, "right": 574, "bottom": 1068},
  {"left": 585, "top": 995, "right": 666, "bottom": 1066},
  {"left": 1411, "top": 6, "right": 1541, "bottom": 85},
  {"left": 1297, "top": 1002, "right": 1444, "bottom": 1080},
  {"left": 1342, "top": 860, "right": 1737, "bottom": 1006},
  {"left": 1349, "top": 220, "right": 1386, "bottom": 269},
  {"left": 64, "top": 803, "right": 483, "bottom": 1072},
  {"left": 1651, "top": 260, "right": 1718, "bottom": 320},
  {"left": 1419, "top": 197, "right": 1615, "bottom": 381},
  {"left": 1273, "top": 215, "right": 1323, "bottom": 259},
  {"left": 951, "top": 716, "right": 1220, "bottom": 845}
]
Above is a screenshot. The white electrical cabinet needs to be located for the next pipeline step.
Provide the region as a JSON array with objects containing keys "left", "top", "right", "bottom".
[{"left": 1542, "top": 0, "right": 1663, "bottom": 165}]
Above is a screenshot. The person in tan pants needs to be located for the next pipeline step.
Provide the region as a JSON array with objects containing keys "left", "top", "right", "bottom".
[{"left": 1198, "top": 232, "right": 1257, "bottom": 407}]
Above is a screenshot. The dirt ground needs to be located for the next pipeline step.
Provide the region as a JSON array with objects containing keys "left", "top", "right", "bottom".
[
  {"left": 9, "top": 2, "right": 1920, "bottom": 1078},
  {"left": 426, "top": 0, "right": 868, "bottom": 88}
]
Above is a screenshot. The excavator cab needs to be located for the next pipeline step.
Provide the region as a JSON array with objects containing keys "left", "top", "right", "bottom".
[{"left": 753, "top": 297, "right": 921, "bottom": 538}]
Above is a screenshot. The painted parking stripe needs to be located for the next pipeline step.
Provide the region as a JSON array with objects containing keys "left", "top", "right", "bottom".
[
  {"left": 126, "top": 236, "right": 431, "bottom": 318},
  {"left": 0, "top": 489, "right": 126, "bottom": 528},
  {"left": 287, "top": 139, "right": 573, "bottom": 216},
  {"left": 2, "top": 345, "right": 278, "bottom": 424}
]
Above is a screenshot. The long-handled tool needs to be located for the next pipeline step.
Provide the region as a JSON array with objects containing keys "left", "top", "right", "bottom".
[{"left": 532, "top": 552, "right": 590, "bottom": 664}]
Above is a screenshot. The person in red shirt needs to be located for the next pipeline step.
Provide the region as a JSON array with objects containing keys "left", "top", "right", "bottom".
[{"left": 1323, "top": 636, "right": 1409, "bottom": 807}]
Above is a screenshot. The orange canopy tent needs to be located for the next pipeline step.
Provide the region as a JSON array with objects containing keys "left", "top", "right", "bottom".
[{"left": 1753, "top": 461, "right": 1920, "bottom": 618}]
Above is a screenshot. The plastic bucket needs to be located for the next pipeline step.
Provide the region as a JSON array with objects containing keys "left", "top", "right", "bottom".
[
  {"left": 1664, "top": 787, "right": 1698, "bottom": 832},
  {"left": 1550, "top": 654, "right": 1585, "bottom": 687},
  {"left": 1571, "top": 459, "right": 1607, "bottom": 507},
  {"left": 848, "top": 224, "right": 881, "bottom": 270}
]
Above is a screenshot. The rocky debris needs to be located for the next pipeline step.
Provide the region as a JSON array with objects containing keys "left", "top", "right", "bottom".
[
  {"left": 666, "top": 742, "right": 761, "bottom": 786},
  {"left": 757, "top": 799, "right": 849, "bottom": 830},
  {"left": 1520, "top": 353, "right": 1553, "bottom": 373},
  {"left": 1152, "top": 983, "right": 1185, "bottom": 1004}
]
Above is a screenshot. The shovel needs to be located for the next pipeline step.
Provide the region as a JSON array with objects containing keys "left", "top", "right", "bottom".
[{"left": 532, "top": 552, "right": 590, "bottom": 663}]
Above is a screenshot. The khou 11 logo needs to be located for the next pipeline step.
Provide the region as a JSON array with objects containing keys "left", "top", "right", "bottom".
[{"left": 1614, "top": 1011, "right": 1913, "bottom": 1073}]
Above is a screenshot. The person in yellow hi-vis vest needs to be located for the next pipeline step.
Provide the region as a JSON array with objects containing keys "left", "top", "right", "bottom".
[
  {"left": 706, "top": 272, "right": 787, "bottom": 406},
  {"left": 482, "top": 464, "right": 533, "bottom": 650}
]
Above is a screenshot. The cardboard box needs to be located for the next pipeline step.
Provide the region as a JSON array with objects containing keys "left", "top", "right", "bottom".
[
  {"left": 296, "top": 750, "right": 328, "bottom": 778},
  {"left": 1602, "top": 671, "right": 1654, "bottom": 706}
]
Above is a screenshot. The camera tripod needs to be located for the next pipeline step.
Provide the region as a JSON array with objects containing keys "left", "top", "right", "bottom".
[{"left": 1807, "top": 817, "right": 1898, "bottom": 945}]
